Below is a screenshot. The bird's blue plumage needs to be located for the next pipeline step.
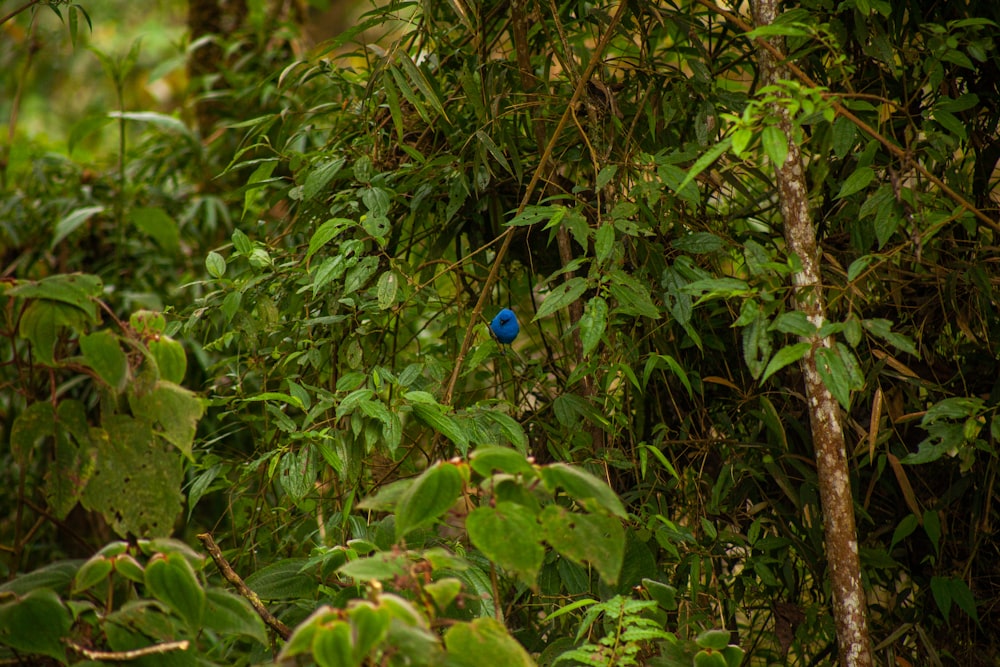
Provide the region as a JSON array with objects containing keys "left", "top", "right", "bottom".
[{"left": 490, "top": 308, "right": 520, "bottom": 345}]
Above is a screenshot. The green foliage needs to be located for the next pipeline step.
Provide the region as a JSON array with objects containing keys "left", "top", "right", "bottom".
[{"left": 4, "top": 0, "right": 1000, "bottom": 664}]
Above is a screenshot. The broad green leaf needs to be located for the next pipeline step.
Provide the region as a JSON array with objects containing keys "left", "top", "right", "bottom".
[
  {"left": 10, "top": 401, "right": 55, "bottom": 463},
  {"left": 539, "top": 463, "right": 627, "bottom": 518},
  {"left": 596, "top": 164, "right": 618, "bottom": 189},
  {"left": 594, "top": 223, "right": 615, "bottom": 264},
  {"left": 411, "top": 404, "right": 470, "bottom": 453},
  {"left": 608, "top": 279, "right": 660, "bottom": 319},
  {"left": 444, "top": 618, "right": 535, "bottom": 667},
  {"left": 836, "top": 165, "right": 874, "bottom": 199},
  {"left": 130, "top": 380, "right": 205, "bottom": 458},
  {"left": 760, "top": 342, "right": 810, "bottom": 383},
  {"left": 7, "top": 273, "right": 102, "bottom": 321},
  {"left": 579, "top": 296, "right": 608, "bottom": 357},
  {"left": 73, "top": 554, "right": 113, "bottom": 594},
  {"left": 313, "top": 620, "right": 353, "bottom": 667},
  {"left": 642, "top": 578, "right": 677, "bottom": 611},
  {"left": 761, "top": 125, "right": 788, "bottom": 167},
  {"left": 676, "top": 137, "right": 733, "bottom": 192},
  {"left": 694, "top": 649, "right": 730, "bottom": 667},
  {"left": 672, "top": 232, "right": 724, "bottom": 254},
  {"left": 337, "top": 551, "right": 410, "bottom": 581},
  {"left": 832, "top": 116, "right": 857, "bottom": 158},
  {"left": 376, "top": 270, "right": 400, "bottom": 310},
  {"left": 307, "top": 218, "right": 354, "bottom": 263},
  {"left": 395, "top": 462, "right": 464, "bottom": 540},
  {"left": 206, "top": 251, "right": 226, "bottom": 277},
  {"left": 80, "top": 415, "right": 184, "bottom": 538},
  {"left": 469, "top": 446, "right": 536, "bottom": 477},
  {"left": 132, "top": 207, "right": 180, "bottom": 253},
  {"left": 535, "top": 277, "right": 588, "bottom": 321},
  {"left": 278, "top": 446, "right": 317, "bottom": 503},
  {"left": 203, "top": 589, "right": 268, "bottom": 645},
  {"left": 815, "top": 346, "right": 852, "bottom": 409},
  {"left": 467, "top": 503, "right": 544, "bottom": 586},
  {"left": 81, "top": 330, "right": 128, "bottom": 391},
  {"left": 0, "top": 589, "right": 71, "bottom": 664},
  {"left": 145, "top": 552, "right": 206, "bottom": 631},
  {"left": 303, "top": 158, "right": 345, "bottom": 201},
  {"left": 696, "top": 628, "right": 731, "bottom": 650},
  {"left": 245, "top": 559, "right": 316, "bottom": 600},
  {"left": 539, "top": 505, "right": 624, "bottom": 585},
  {"left": 149, "top": 335, "right": 187, "bottom": 384}
]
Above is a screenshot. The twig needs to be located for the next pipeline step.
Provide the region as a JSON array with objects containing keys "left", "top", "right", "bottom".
[
  {"left": 65, "top": 639, "right": 190, "bottom": 661},
  {"left": 692, "top": 0, "right": 1000, "bottom": 233},
  {"left": 197, "top": 532, "right": 292, "bottom": 640}
]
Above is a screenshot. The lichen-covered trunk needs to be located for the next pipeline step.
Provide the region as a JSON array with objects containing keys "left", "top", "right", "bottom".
[{"left": 751, "top": 1, "right": 874, "bottom": 665}]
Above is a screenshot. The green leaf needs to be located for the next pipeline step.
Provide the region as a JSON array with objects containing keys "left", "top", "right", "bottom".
[
  {"left": 307, "top": 218, "right": 354, "bottom": 263},
  {"left": 642, "top": 578, "right": 677, "bottom": 611},
  {"left": 313, "top": 620, "right": 354, "bottom": 667},
  {"left": 395, "top": 462, "right": 464, "bottom": 540},
  {"left": 411, "top": 403, "right": 470, "bottom": 453},
  {"left": 303, "top": 158, "right": 346, "bottom": 201},
  {"left": 7, "top": 273, "right": 103, "bottom": 321},
  {"left": 444, "top": 618, "right": 535, "bottom": 667},
  {"left": 206, "top": 250, "right": 226, "bottom": 277},
  {"left": 10, "top": 401, "right": 55, "bottom": 463},
  {"left": 535, "top": 277, "right": 588, "bottom": 321},
  {"left": 539, "top": 463, "right": 627, "bottom": 518},
  {"left": 145, "top": 552, "right": 206, "bottom": 631},
  {"left": 696, "top": 628, "right": 731, "bottom": 650},
  {"left": 81, "top": 330, "right": 128, "bottom": 391},
  {"left": 579, "top": 296, "right": 608, "bottom": 357},
  {"left": 594, "top": 223, "right": 615, "bottom": 264},
  {"left": 760, "top": 342, "right": 810, "bottom": 383},
  {"left": 815, "top": 346, "right": 852, "bottom": 409},
  {"left": 80, "top": 415, "right": 184, "bottom": 538},
  {"left": 476, "top": 130, "right": 512, "bottom": 175},
  {"left": 149, "top": 335, "right": 188, "bottom": 384},
  {"left": 51, "top": 205, "right": 104, "bottom": 249},
  {"left": 0, "top": 589, "right": 71, "bottom": 664},
  {"left": 676, "top": 137, "right": 733, "bottom": 192},
  {"left": 467, "top": 503, "right": 544, "bottom": 586},
  {"left": 132, "top": 207, "right": 180, "bottom": 254},
  {"left": 596, "top": 164, "right": 618, "bottom": 189},
  {"left": 672, "top": 232, "right": 724, "bottom": 254},
  {"left": 761, "top": 125, "right": 788, "bottom": 167},
  {"left": 469, "top": 446, "right": 536, "bottom": 477},
  {"left": 831, "top": 116, "right": 857, "bottom": 158},
  {"left": 337, "top": 551, "right": 410, "bottom": 581},
  {"left": 203, "top": 589, "right": 268, "bottom": 646},
  {"left": 540, "top": 505, "right": 624, "bottom": 585},
  {"left": 129, "top": 381, "right": 205, "bottom": 458},
  {"left": 349, "top": 601, "right": 391, "bottom": 660},
  {"left": 862, "top": 318, "right": 918, "bottom": 356},
  {"left": 73, "top": 554, "right": 113, "bottom": 594},
  {"left": 376, "top": 270, "right": 400, "bottom": 310},
  {"left": 836, "top": 165, "right": 874, "bottom": 198},
  {"left": 279, "top": 446, "right": 317, "bottom": 503},
  {"left": 245, "top": 559, "right": 316, "bottom": 600}
]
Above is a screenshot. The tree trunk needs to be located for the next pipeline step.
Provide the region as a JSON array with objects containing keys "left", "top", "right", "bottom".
[{"left": 750, "top": 1, "right": 874, "bottom": 665}]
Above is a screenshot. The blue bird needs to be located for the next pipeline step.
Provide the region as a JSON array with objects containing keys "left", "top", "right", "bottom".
[{"left": 490, "top": 308, "right": 520, "bottom": 345}]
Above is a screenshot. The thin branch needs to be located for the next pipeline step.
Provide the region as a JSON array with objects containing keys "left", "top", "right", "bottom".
[
  {"left": 65, "top": 640, "right": 190, "bottom": 661},
  {"left": 442, "top": 0, "right": 632, "bottom": 406},
  {"left": 693, "top": 0, "right": 1000, "bottom": 233},
  {"left": 198, "top": 532, "right": 292, "bottom": 640}
]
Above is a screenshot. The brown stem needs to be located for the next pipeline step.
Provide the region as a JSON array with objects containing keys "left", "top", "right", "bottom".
[
  {"left": 695, "top": 0, "right": 999, "bottom": 232},
  {"left": 198, "top": 532, "right": 292, "bottom": 640},
  {"left": 751, "top": 1, "right": 874, "bottom": 665}
]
